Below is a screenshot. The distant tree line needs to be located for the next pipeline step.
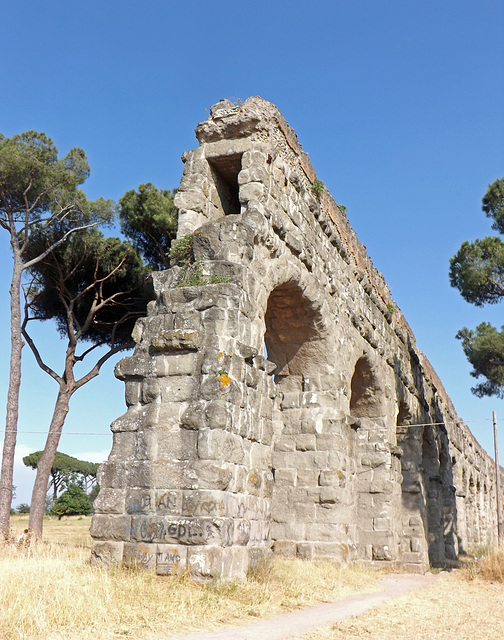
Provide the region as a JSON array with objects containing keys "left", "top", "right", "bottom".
[{"left": 15, "top": 452, "right": 100, "bottom": 519}]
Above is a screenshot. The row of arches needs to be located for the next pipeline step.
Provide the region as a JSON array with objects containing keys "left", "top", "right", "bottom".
[
  {"left": 259, "top": 278, "right": 469, "bottom": 567},
  {"left": 262, "top": 280, "right": 389, "bottom": 418}
]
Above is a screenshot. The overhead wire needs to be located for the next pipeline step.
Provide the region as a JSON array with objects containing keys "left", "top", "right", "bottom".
[{"left": 0, "top": 418, "right": 500, "bottom": 437}]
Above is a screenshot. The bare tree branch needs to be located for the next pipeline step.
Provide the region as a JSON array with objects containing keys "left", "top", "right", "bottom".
[
  {"left": 22, "top": 221, "right": 101, "bottom": 269},
  {"left": 73, "top": 340, "right": 134, "bottom": 392},
  {"left": 22, "top": 301, "right": 62, "bottom": 386}
]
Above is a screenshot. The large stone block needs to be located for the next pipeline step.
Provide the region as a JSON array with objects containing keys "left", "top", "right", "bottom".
[
  {"left": 315, "top": 503, "right": 354, "bottom": 524},
  {"left": 273, "top": 468, "right": 297, "bottom": 486},
  {"left": 181, "top": 400, "right": 208, "bottom": 430},
  {"left": 90, "top": 541, "right": 124, "bottom": 567},
  {"left": 296, "top": 468, "right": 319, "bottom": 487},
  {"left": 154, "top": 353, "right": 198, "bottom": 377},
  {"left": 150, "top": 460, "right": 233, "bottom": 491},
  {"left": 130, "top": 515, "right": 234, "bottom": 546},
  {"left": 125, "top": 489, "right": 171, "bottom": 515},
  {"left": 239, "top": 182, "right": 265, "bottom": 203},
  {"left": 93, "top": 488, "right": 127, "bottom": 514},
  {"left": 156, "top": 430, "right": 198, "bottom": 461},
  {"left": 197, "top": 429, "right": 245, "bottom": 463},
  {"left": 125, "top": 381, "right": 141, "bottom": 406},
  {"left": 295, "top": 434, "right": 317, "bottom": 451},
  {"left": 160, "top": 376, "right": 198, "bottom": 403},
  {"left": 157, "top": 544, "right": 188, "bottom": 575},
  {"left": 98, "top": 461, "right": 127, "bottom": 489},
  {"left": 115, "top": 356, "right": 154, "bottom": 380},
  {"left": 271, "top": 540, "right": 296, "bottom": 557},
  {"left": 249, "top": 442, "right": 272, "bottom": 469},
  {"left": 90, "top": 514, "right": 131, "bottom": 542},
  {"left": 157, "top": 401, "right": 187, "bottom": 428},
  {"left": 151, "top": 329, "right": 200, "bottom": 352},
  {"left": 126, "top": 461, "right": 151, "bottom": 488},
  {"left": 110, "top": 408, "right": 143, "bottom": 433},
  {"left": 181, "top": 490, "right": 228, "bottom": 517},
  {"left": 205, "top": 399, "right": 231, "bottom": 429},
  {"left": 187, "top": 546, "right": 224, "bottom": 580},
  {"left": 149, "top": 460, "right": 186, "bottom": 489},
  {"left": 228, "top": 464, "right": 248, "bottom": 493},
  {"left": 124, "top": 542, "right": 157, "bottom": 570}
]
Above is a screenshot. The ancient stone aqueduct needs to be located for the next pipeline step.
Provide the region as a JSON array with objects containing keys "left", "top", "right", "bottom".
[{"left": 91, "top": 97, "right": 504, "bottom": 579}]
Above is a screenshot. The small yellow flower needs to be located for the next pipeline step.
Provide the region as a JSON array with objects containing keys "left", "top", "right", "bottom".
[{"left": 217, "top": 373, "right": 231, "bottom": 387}]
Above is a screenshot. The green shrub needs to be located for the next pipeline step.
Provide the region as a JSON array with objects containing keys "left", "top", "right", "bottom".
[
  {"left": 50, "top": 483, "right": 92, "bottom": 520},
  {"left": 177, "top": 262, "right": 231, "bottom": 288},
  {"left": 310, "top": 179, "right": 325, "bottom": 201},
  {"left": 16, "top": 503, "right": 30, "bottom": 514},
  {"left": 168, "top": 234, "right": 194, "bottom": 267}
]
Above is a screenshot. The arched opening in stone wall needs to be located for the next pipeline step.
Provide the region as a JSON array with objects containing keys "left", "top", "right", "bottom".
[
  {"left": 421, "top": 425, "right": 443, "bottom": 565},
  {"left": 397, "top": 413, "right": 429, "bottom": 567},
  {"left": 420, "top": 424, "right": 457, "bottom": 566},
  {"left": 349, "top": 355, "right": 383, "bottom": 418},
  {"left": 264, "top": 281, "right": 322, "bottom": 388},
  {"left": 439, "top": 434, "right": 458, "bottom": 560},
  {"left": 468, "top": 473, "right": 480, "bottom": 546},
  {"left": 208, "top": 154, "right": 242, "bottom": 216},
  {"left": 396, "top": 401, "right": 412, "bottom": 426},
  {"left": 266, "top": 281, "right": 333, "bottom": 558},
  {"left": 350, "top": 359, "right": 404, "bottom": 564}
]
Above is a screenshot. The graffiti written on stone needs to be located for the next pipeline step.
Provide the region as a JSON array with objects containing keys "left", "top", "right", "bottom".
[
  {"left": 134, "top": 545, "right": 181, "bottom": 569},
  {"left": 126, "top": 493, "right": 178, "bottom": 515},
  {"left": 128, "top": 515, "right": 227, "bottom": 544},
  {"left": 125, "top": 495, "right": 226, "bottom": 532},
  {"left": 198, "top": 501, "right": 224, "bottom": 515}
]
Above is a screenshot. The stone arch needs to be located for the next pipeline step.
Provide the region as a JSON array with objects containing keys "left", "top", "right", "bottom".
[
  {"left": 266, "top": 278, "right": 343, "bottom": 559},
  {"left": 91, "top": 97, "right": 501, "bottom": 577},
  {"left": 264, "top": 280, "right": 324, "bottom": 385},
  {"left": 439, "top": 432, "right": 457, "bottom": 560},
  {"left": 421, "top": 425, "right": 444, "bottom": 565},
  {"left": 349, "top": 354, "right": 384, "bottom": 418},
  {"left": 396, "top": 401, "right": 412, "bottom": 426}
]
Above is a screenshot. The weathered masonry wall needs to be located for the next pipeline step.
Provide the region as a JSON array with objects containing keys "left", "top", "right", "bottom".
[{"left": 91, "top": 98, "right": 504, "bottom": 579}]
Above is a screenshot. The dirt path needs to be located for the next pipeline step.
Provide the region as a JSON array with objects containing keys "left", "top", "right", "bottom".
[{"left": 170, "top": 572, "right": 439, "bottom": 640}]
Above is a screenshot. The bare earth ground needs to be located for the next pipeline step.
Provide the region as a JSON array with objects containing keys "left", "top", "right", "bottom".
[
  {"left": 293, "top": 570, "right": 504, "bottom": 640},
  {"left": 170, "top": 573, "right": 437, "bottom": 640},
  {"left": 170, "top": 570, "right": 504, "bottom": 640}
]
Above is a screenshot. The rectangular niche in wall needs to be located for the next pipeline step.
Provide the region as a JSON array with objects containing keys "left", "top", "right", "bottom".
[{"left": 208, "top": 153, "right": 242, "bottom": 216}]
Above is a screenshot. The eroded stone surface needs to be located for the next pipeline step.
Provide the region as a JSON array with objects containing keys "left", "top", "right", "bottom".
[{"left": 91, "top": 97, "right": 504, "bottom": 578}]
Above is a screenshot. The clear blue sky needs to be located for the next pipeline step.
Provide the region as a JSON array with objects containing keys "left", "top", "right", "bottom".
[{"left": 1, "top": 1, "right": 503, "bottom": 506}]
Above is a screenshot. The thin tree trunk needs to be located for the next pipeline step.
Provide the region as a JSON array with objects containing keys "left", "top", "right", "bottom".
[
  {"left": 28, "top": 389, "right": 73, "bottom": 537},
  {"left": 51, "top": 471, "right": 58, "bottom": 503},
  {"left": 0, "top": 257, "right": 24, "bottom": 538}
]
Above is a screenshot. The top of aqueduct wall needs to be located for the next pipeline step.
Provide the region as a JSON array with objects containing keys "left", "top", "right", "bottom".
[{"left": 184, "top": 95, "right": 491, "bottom": 468}]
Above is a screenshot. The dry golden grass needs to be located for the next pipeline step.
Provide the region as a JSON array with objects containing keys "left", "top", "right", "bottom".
[
  {"left": 1, "top": 516, "right": 379, "bottom": 640},
  {"left": 294, "top": 549, "right": 504, "bottom": 640},
  {"left": 6, "top": 516, "right": 504, "bottom": 640},
  {"left": 462, "top": 545, "right": 504, "bottom": 583},
  {"left": 10, "top": 514, "right": 94, "bottom": 547}
]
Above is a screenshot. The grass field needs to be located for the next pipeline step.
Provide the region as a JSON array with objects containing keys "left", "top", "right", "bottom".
[
  {"left": 2, "top": 516, "right": 379, "bottom": 640},
  {"left": 10, "top": 514, "right": 94, "bottom": 547},
  {"left": 3, "top": 516, "right": 504, "bottom": 639}
]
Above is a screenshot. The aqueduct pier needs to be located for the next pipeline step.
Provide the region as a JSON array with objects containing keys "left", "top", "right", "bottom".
[{"left": 91, "top": 97, "right": 504, "bottom": 579}]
